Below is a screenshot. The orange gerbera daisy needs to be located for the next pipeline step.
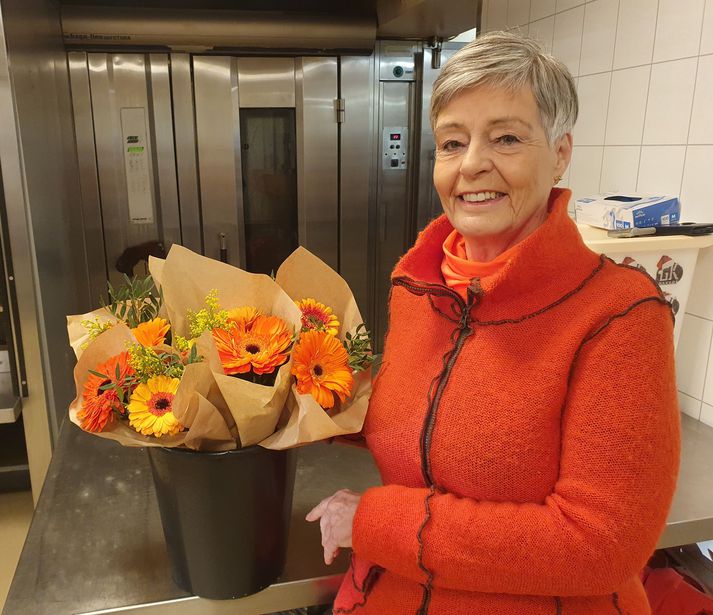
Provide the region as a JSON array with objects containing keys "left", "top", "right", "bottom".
[
  {"left": 226, "top": 306, "right": 261, "bottom": 330},
  {"left": 78, "top": 352, "right": 135, "bottom": 432},
  {"left": 296, "top": 298, "right": 340, "bottom": 336},
  {"left": 132, "top": 317, "right": 170, "bottom": 347},
  {"left": 291, "top": 330, "right": 354, "bottom": 409},
  {"left": 212, "top": 314, "right": 292, "bottom": 376}
]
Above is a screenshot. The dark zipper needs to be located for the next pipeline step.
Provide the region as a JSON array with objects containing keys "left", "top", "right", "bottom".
[
  {"left": 392, "top": 275, "right": 480, "bottom": 486},
  {"left": 393, "top": 276, "right": 481, "bottom": 615}
]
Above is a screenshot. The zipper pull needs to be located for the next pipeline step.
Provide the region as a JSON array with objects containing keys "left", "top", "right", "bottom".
[{"left": 466, "top": 277, "right": 483, "bottom": 305}]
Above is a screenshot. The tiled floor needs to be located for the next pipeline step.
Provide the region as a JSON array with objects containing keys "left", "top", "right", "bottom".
[{"left": 0, "top": 490, "right": 33, "bottom": 610}]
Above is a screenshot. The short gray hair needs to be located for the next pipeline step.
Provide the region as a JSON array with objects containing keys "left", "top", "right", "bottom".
[{"left": 430, "top": 31, "right": 578, "bottom": 143}]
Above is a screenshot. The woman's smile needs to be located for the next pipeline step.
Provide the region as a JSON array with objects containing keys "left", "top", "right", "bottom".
[{"left": 456, "top": 191, "right": 508, "bottom": 208}]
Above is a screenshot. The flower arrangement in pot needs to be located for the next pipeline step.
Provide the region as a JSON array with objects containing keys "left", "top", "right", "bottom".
[{"left": 66, "top": 245, "right": 375, "bottom": 599}]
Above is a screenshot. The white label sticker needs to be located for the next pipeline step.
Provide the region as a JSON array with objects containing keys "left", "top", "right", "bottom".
[{"left": 120, "top": 107, "right": 154, "bottom": 225}]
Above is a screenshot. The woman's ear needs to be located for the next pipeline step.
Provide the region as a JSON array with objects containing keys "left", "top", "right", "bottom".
[{"left": 553, "top": 133, "right": 573, "bottom": 179}]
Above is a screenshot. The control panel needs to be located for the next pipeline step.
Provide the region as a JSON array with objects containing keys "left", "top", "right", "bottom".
[
  {"left": 120, "top": 107, "right": 154, "bottom": 225},
  {"left": 382, "top": 127, "right": 408, "bottom": 170}
]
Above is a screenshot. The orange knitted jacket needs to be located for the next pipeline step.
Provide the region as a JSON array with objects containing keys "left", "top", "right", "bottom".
[{"left": 334, "top": 189, "right": 680, "bottom": 615}]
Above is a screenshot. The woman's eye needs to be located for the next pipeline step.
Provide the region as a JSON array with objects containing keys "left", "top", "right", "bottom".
[
  {"left": 495, "top": 134, "right": 520, "bottom": 146},
  {"left": 441, "top": 140, "right": 464, "bottom": 151}
]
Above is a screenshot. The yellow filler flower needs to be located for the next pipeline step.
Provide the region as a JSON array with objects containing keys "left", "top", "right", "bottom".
[
  {"left": 296, "top": 298, "right": 340, "bottom": 336},
  {"left": 128, "top": 375, "right": 183, "bottom": 437},
  {"left": 291, "top": 330, "right": 354, "bottom": 409}
]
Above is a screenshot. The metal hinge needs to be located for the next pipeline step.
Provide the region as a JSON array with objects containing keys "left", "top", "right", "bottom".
[{"left": 334, "top": 98, "right": 345, "bottom": 123}]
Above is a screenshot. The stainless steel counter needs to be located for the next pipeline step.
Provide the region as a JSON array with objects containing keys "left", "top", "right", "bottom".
[{"left": 4, "top": 414, "right": 711, "bottom": 615}]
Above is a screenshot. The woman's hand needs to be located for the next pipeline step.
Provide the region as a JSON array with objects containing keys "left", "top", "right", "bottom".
[{"left": 306, "top": 489, "right": 362, "bottom": 565}]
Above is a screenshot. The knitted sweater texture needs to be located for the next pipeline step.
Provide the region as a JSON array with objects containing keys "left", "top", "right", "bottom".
[{"left": 334, "top": 189, "right": 680, "bottom": 615}]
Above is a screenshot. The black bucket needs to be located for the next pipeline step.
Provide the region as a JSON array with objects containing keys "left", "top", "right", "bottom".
[{"left": 147, "top": 445, "right": 297, "bottom": 599}]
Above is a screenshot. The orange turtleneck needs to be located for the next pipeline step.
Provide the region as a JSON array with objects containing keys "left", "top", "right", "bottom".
[{"left": 440, "top": 230, "right": 512, "bottom": 300}]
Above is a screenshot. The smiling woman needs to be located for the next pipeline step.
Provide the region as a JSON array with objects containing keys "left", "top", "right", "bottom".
[{"left": 307, "top": 31, "right": 680, "bottom": 615}]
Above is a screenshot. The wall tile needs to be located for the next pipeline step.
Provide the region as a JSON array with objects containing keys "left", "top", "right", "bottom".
[
  {"left": 702, "top": 0, "right": 713, "bottom": 55},
  {"left": 553, "top": 6, "right": 585, "bottom": 76},
  {"left": 556, "top": 0, "right": 585, "bottom": 11},
  {"left": 679, "top": 391, "right": 703, "bottom": 419},
  {"left": 600, "top": 146, "right": 640, "bottom": 192},
  {"left": 530, "top": 0, "right": 557, "bottom": 21},
  {"left": 613, "top": 0, "right": 658, "bottom": 69},
  {"left": 508, "top": 0, "right": 532, "bottom": 27},
  {"left": 653, "top": 0, "right": 706, "bottom": 62},
  {"left": 688, "top": 248, "right": 713, "bottom": 321},
  {"left": 689, "top": 55, "right": 713, "bottom": 144},
  {"left": 605, "top": 65, "right": 650, "bottom": 145},
  {"left": 676, "top": 313, "right": 713, "bottom": 399},
  {"left": 643, "top": 58, "right": 698, "bottom": 145},
  {"left": 701, "top": 402, "right": 713, "bottom": 427},
  {"left": 637, "top": 146, "right": 686, "bottom": 195},
  {"left": 580, "top": 0, "right": 619, "bottom": 75},
  {"left": 529, "top": 16, "right": 555, "bottom": 53},
  {"left": 575, "top": 73, "right": 611, "bottom": 145},
  {"left": 681, "top": 146, "right": 713, "bottom": 221},
  {"left": 485, "top": 0, "right": 509, "bottom": 31},
  {"left": 569, "top": 146, "right": 604, "bottom": 201}
]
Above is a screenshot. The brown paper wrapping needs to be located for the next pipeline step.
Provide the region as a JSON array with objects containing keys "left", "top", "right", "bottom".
[
  {"left": 150, "top": 245, "right": 303, "bottom": 447},
  {"left": 66, "top": 307, "right": 119, "bottom": 360},
  {"left": 260, "top": 247, "right": 372, "bottom": 450},
  {"left": 68, "top": 323, "right": 235, "bottom": 451}
]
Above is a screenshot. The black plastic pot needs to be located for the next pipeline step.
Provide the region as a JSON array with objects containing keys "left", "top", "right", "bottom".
[{"left": 147, "top": 445, "right": 297, "bottom": 600}]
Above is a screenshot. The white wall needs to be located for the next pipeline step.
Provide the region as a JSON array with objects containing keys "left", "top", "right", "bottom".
[{"left": 482, "top": 0, "right": 713, "bottom": 425}]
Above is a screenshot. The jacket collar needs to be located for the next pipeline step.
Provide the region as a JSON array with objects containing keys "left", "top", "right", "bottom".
[{"left": 392, "top": 189, "right": 603, "bottom": 322}]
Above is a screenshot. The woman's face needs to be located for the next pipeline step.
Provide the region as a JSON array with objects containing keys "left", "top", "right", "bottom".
[{"left": 433, "top": 85, "right": 572, "bottom": 251}]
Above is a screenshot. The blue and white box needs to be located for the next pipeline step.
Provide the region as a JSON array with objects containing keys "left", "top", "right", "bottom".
[{"left": 574, "top": 193, "right": 681, "bottom": 230}]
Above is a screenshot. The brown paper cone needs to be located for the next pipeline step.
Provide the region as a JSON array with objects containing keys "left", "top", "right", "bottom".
[
  {"left": 260, "top": 369, "right": 371, "bottom": 449},
  {"left": 260, "top": 246, "right": 374, "bottom": 449},
  {"left": 68, "top": 323, "right": 235, "bottom": 450},
  {"left": 154, "top": 244, "right": 303, "bottom": 447}
]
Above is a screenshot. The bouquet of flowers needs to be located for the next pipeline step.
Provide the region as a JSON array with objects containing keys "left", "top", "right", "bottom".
[
  {"left": 67, "top": 275, "right": 237, "bottom": 451},
  {"left": 66, "top": 245, "right": 374, "bottom": 451}
]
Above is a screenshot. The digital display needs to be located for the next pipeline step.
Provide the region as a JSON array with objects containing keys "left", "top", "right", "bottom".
[{"left": 390, "top": 133, "right": 401, "bottom": 141}]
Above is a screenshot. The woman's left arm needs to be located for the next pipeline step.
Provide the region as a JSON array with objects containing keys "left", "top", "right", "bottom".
[{"left": 350, "top": 297, "right": 680, "bottom": 596}]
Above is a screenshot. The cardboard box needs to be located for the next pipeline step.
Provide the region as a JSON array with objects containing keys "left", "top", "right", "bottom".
[{"left": 575, "top": 193, "right": 680, "bottom": 230}]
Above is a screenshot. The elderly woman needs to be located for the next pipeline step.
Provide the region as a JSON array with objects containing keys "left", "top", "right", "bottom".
[{"left": 307, "top": 32, "right": 679, "bottom": 615}]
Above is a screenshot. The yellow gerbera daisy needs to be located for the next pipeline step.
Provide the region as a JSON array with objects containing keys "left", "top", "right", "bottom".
[
  {"left": 212, "top": 314, "right": 292, "bottom": 376},
  {"left": 127, "top": 375, "right": 183, "bottom": 437},
  {"left": 291, "top": 330, "right": 353, "bottom": 409},
  {"left": 226, "top": 306, "right": 261, "bottom": 330},
  {"left": 296, "top": 298, "right": 340, "bottom": 336},
  {"left": 132, "top": 317, "right": 170, "bottom": 347}
]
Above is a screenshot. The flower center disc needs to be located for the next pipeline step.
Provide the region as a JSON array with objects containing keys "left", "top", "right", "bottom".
[
  {"left": 148, "top": 392, "right": 174, "bottom": 417},
  {"left": 312, "top": 364, "right": 324, "bottom": 377}
]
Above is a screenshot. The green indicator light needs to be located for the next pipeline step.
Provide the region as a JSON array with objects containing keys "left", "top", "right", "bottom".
[{"left": 127, "top": 146, "right": 144, "bottom": 153}]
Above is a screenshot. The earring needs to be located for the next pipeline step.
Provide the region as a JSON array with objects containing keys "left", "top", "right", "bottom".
[{"left": 554, "top": 175, "right": 562, "bottom": 184}]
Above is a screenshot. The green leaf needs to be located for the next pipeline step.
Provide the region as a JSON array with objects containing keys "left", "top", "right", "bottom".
[{"left": 88, "top": 369, "right": 108, "bottom": 379}]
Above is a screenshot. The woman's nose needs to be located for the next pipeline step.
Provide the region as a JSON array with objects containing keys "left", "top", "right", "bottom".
[{"left": 459, "top": 142, "right": 492, "bottom": 178}]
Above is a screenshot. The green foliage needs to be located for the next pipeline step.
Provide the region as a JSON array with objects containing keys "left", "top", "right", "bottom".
[
  {"left": 187, "top": 289, "right": 231, "bottom": 338},
  {"left": 343, "top": 323, "right": 376, "bottom": 373},
  {"left": 102, "top": 275, "right": 163, "bottom": 329}
]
